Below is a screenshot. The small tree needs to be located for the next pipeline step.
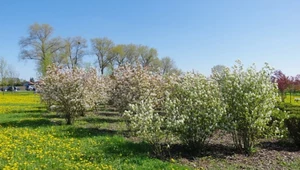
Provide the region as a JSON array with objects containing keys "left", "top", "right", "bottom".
[
  {"left": 38, "top": 65, "right": 101, "bottom": 124},
  {"left": 271, "top": 70, "right": 289, "bottom": 101},
  {"left": 7, "top": 66, "right": 19, "bottom": 92},
  {"left": 215, "top": 61, "right": 279, "bottom": 154}
]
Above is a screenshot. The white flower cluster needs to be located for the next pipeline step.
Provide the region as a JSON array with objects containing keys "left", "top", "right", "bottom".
[
  {"left": 37, "top": 61, "right": 280, "bottom": 154},
  {"left": 111, "top": 65, "right": 164, "bottom": 113},
  {"left": 213, "top": 61, "right": 279, "bottom": 153},
  {"left": 124, "top": 61, "right": 279, "bottom": 154},
  {"left": 37, "top": 65, "right": 110, "bottom": 124},
  {"left": 124, "top": 71, "right": 225, "bottom": 150},
  {"left": 164, "top": 73, "right": 225, "bottom": 148}
]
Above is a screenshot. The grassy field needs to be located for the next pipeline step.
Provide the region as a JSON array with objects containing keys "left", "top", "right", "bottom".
[
  {"left": 0, "top": 92, "right": 189, "bottom": 170},
  {"left": 284, "top": 94, "right": 300, "bottom": 106},
  {"left": 1, "top": 92, "right": 300, "bottom": 169}
]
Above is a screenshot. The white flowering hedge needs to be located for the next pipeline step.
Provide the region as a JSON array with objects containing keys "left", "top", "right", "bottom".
[
  {"left": 125, "top": 72, "right": 225, "bottom": 152},
  {"left": 37, "top": 61, "right": 281, "bottom": 155},
  {"left": 37, "top": 65, "right": 108, "bottom": 124},
  {"left": 164, "top": 73, "right": 225, "bottom": 149},
  {"left": 213, "top": 61, "right": 279, "bottom": 154}
]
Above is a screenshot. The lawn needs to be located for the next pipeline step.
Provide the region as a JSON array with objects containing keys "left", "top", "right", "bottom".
[
  {"left": 0, "top": 92, "right": 189, "bottom": 170},
  {"left": 284, "top": 93, "right": 300, "bottom": 106},
  {"left": 1, "top": 92, "right": 300, "bottom": 169}
]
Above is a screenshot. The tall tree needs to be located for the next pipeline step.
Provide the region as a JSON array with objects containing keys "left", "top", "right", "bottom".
[
  {"left": 7, "top": 66, "right": 19, "bottom": 92},
  {"left": 287, "top": 76, "right": 295, "bottom": 103},
  {"left": 109, "top": 44, "right": 126, "bottom": 67},
  {"left": 59, "top": 37, "right": 87, "bottom": 69},
  {"left": 211, "top": 65, "right": 228, "bottom": 84},
  {"left": 19, "top": 23, "right": 62, "bottom": 76},
  {"left": 160, "top": 56, "right": 181, "bottom": 75},
  {"left": 91, "top": 37, "right": 114, "bottom": 75},
  {"left": 123, "top": 44, "right": 139, "bottom": 65},
  {"left": 294, "top": 75, "right": 300, "bottom": 92},
  {"left": 211, "top": 65, "right": 227, "bottom": 76},
  {"left": 0, "top": 57, "right": 8, "bottom": 95},
  {"left": 271, "top": 70, "right": 290, "bottom": 101},
  {"left": 138, "top": 45, "right": 159, "bottom": 68}
]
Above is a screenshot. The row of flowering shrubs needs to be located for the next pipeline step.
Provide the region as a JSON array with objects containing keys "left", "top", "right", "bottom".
[
  {"left": 38, "top": 61, "right": 284, "bottom": 154},
  {"left": 124, "top": 61, "right": 283, "bottom": 155}
]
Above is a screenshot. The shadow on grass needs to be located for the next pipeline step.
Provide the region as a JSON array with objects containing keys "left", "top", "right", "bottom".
[
  {"left": 42, "top": 113, "right": 62, "bottom": 119},
  {"left": 78, "top": 138, "right": 152, "bottom": 165},
  {"left": 5, "top": 112, "right": 43, "bottom": 119},
  {"left": 259, "top": 140, "right": 300, "bottom": 152},
  {"left": 103, "top": 140, "right": 151, "bottom": 157},
  {"left": 95, "top": 111, "right": 120, "bottom": 117},
  {"left": 62, "top": 127, "right": 120, "bottom": 138},
  {"left": 0, "top": 118, "right": 54, "bottom": 128},
  {"left": 9, "top": 109, "right": 46, "bottom": 114},
  {"left": 9, "top": 106, "right": 47, "bottom": 114},
  {"left": 82, "top": 117, "right": 123, "bottom": 124}
]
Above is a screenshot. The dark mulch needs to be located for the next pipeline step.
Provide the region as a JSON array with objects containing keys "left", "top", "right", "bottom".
[{"left": 173, "top": 131, "right": 300, "bottom": 169}]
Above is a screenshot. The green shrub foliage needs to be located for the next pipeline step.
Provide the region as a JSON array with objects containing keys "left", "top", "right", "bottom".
[
  {"left": 165, "top": 73, "right": 225, "bottom": 150},
  {"left": 285, "top": 114, "right": 300, "bottom": 146},
  {"left": 212, "top": 61, "right": 279, "bottom": 154}
]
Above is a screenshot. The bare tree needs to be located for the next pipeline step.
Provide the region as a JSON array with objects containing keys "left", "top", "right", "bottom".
[
  {"left": 59, "top": 37, "right": 87, "bottom": 69},
  {"left": 160, "top": 56, "right": 181, "bottom": 75},
  {"left": 19, "top": 23, "right": 63, "bottom": 76},
  {"left": 91, "top": 37, "right": 114, "bottom": 75},
  {"left": 7, "top": 66, "right": 19, "bottom": 92},
  {"left": 0, "top": 57, "right": 8, "bottom": 95}
]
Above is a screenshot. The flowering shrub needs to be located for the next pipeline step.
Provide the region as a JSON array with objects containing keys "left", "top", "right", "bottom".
[
  {"left": 124, "top": 98, "right": 174, "bottom": 156},
  {"left": 93, "top": 75, "right": 113, "bottom": 107},
  {"left": 111, "top": 65, "right": 163, "bottom": 113},
  {"left": 214, "top": 61, "right": 279, "bottom": 154},
  {"left": 38, "top": 65, "right": 102, "bottom": 124},
  {"left": 124, "top": 72, "right": 225, "bottom": 152},
  {"left": 165, "top": 73, "right": 224, "bottom": 150},
  {"left": 122, "top": 72, "right": 178, "bottom": 156}
]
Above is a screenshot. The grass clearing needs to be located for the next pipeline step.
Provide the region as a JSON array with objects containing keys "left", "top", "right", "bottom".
[{"left": 0, "top": 92, "right": 189, "bottom": 169}]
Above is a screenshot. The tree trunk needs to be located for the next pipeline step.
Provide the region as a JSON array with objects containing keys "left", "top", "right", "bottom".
[{"left": 66, "top": 113, "right": 72, "bottom": 125}]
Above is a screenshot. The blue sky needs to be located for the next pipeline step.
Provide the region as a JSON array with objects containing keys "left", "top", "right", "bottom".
[{"left": 1, "top": 0, "right": 300, "bottom": 80}]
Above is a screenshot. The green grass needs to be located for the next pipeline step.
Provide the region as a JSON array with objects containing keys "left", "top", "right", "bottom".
[
  {"left": 2, "top": 92, "right": 300, "bottom": 169},
  {"left": 284, "top": 94, "right": 300, "bottom": 106},
  {"left": 0, "top": 92, "right": 190, "bottom": 170}
]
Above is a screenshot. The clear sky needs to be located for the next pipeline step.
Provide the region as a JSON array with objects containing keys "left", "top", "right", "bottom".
[{"left": 1, "top": 0, "right": 300, "bottom": 80}]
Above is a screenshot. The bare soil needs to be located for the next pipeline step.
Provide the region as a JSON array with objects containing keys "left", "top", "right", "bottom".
[{"left": 175, "top": 131, "right": 300, "bottom": 169}]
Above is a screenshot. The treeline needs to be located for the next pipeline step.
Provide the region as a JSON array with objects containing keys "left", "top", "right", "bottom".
[
  {"left": 0, "top": 57, "right": 21, "bottom": 90},
  {"left": 19, "top": 23, "right": 181, "bottom": 76},
  {"left": 272, "top": 70, "right": 300, "bottom": 101}
]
